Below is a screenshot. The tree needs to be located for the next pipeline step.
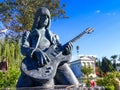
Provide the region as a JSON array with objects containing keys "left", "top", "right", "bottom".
[
  {"left": 0, "top": 0, "right": 68, "bottom": 35},
  {"left": 101, "top": 56, "right": 115, "bottom": 73},
  {"left": 111, "top": 55, "right": 118, "bottom": 70},
  {"left": 81, "top": 65, "right": 93, "bottom": 78},
  {"left": 95, "top": 59, "right": 102, "bottom": 76}
]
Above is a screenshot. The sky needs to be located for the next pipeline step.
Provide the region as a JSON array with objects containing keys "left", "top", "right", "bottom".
[
  {"left": 0, "top": 0, "right": 120, "bottom": 61},
  {"left": 50, "top": 0, "right": 120, "bottom": 60}
]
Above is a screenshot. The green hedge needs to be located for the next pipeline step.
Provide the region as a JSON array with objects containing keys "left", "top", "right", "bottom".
[
  {"left": 0, "top": 39, "right": 22, "bottom": 88},
  {"left": 0, "top": 68, "right": 20, "bottom": 88},
  {"left": 105, "top": 85, "right": 114, "bottom": 90}
]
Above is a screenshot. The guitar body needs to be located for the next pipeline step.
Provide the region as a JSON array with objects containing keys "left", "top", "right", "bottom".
[{"left": 21, "top": 45, "right": 71, "bottom": 80}]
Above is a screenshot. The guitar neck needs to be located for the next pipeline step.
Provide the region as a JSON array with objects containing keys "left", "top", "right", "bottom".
[
  {"left": 69, "top": 31, "right": 87, "bottom": 43},
  {"left": 66, "top": 27, "right": 94, "bottom": 44}
]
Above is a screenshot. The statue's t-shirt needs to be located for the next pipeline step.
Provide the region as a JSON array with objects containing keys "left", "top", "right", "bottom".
[{"left": 38, "top": 29, "right": 50, "bottom": 50}]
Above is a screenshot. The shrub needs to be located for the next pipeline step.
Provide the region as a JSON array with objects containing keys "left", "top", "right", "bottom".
[
  {"left": 96, "top": 72, "right": 119, "bottom": 90},
  {"left": 86, "top": 79, "right": 90, "bottom": 87},
  {"left": 105, "top": 85, "right": 114, "bottom": 90}
]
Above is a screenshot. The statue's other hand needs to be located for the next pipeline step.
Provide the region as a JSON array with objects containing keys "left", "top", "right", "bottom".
[
  {"left": 63, "top": 42, "right": 73, "bottom": 55},
  {"left": 33, "top": 49, "right": 51, "bottom": 67},
  {"left": 38, "top": 53, "right": 51, "bottom": 67}
]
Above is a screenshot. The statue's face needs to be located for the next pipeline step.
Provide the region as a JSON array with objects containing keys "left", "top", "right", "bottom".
[{"left": 39, "top": 15, "right": 49, "bottom": 28}]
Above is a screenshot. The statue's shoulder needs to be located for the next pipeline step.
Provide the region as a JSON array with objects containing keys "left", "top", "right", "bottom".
[
  {"left": 47, "top": 30, "right": 60, "bottom": 44},
  {"left": 22, "top": 31, "right": 30, "bottom": 40},
  {"left": 47, "top": 30, "right": 58, "bottom": 37},
  {"left": 29, "top": 29, "right": 40, "bottom": 37},
  {"left": 22, "top": 30, "right": 38, "bottom": 41},
  {"left": 23, "top": 31, "right": 30, "bottom": 37}
]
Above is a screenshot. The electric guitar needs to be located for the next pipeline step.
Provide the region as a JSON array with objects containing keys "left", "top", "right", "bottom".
[{"left": 20, "top": 27, "right": 94, "bottom": 80}]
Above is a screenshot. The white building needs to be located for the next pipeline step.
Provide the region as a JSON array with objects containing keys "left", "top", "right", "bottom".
[
  {"left": 116, "top": 63, "right": 120, "bottom": 72},
  {"left": 70, "top": 55, "right": 97, "bottom": 78}
]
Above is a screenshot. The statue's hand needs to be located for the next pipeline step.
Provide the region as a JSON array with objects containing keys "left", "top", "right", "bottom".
[
  {"left": 33, "top": 49, "right": 51, "bottom": 67},
  {"left": 62, "top": 42, "right": 73, "bottom": 55}
]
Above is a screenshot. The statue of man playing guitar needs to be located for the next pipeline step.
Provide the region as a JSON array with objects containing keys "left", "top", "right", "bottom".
[{"left": 16, "top": 7, "right": 79, "bottom": 89}]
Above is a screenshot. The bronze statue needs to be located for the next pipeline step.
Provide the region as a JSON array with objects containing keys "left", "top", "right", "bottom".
[{"left": 16, "top": 7, "right": 79, "bottom": 88}]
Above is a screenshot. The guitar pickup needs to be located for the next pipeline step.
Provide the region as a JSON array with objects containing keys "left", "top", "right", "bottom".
[
  {"left": 45, "top": 70, "right": 50, "bottom": 73},
  {"left": 46, "top": 67, "right": 51, "bottom": 70}
]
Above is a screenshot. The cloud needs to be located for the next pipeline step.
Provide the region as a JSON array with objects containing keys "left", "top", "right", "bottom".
[
  {"left": 106, "top": 12, "right": 117, "bottom": 16},
  {"left": 95, "top": 10, "right": 101, "bottom": 13},
  {"left": 95, "top": 10, "right": 117, "bottom": 16}
]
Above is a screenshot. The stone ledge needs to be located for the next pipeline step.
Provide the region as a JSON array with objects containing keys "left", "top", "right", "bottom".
[{"left": 2, "top": 86, "right": 105, "bottom": 90}]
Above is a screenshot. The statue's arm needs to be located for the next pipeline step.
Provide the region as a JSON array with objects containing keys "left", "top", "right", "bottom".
[
  {"left": 54, "top": 34, "right": 73, "bottom": 55},
  {"left": 21, "top": 30, "right": 50, "bottom": 66},
  {"left": 20, "top": 31, "right": 36, "bottom": 58}
]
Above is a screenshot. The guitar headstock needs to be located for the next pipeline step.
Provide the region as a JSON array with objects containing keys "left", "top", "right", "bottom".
[{"left": 85, "top": 27, "right": 94, "bottom": 34}]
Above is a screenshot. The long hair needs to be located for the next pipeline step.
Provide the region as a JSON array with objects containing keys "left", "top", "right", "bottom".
[{"left": 31, "top": 7, "right": 51, "bottom": 30}]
